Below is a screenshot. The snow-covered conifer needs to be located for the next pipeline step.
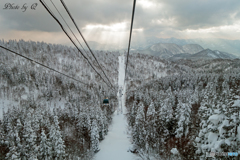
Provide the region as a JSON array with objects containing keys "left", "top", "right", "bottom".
[
  {"left": 49, "top": 115, "right": 65, "bottom": 159},
  {"left": 90, "top": 119, "right": 100, "bottom": 153}
]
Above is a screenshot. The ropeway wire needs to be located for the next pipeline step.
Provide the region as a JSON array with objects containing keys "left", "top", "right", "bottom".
[
  {"left": 124, "top": 0, "right": 136, "bottom": 85},
  {"left": 50, "top": 0, "right": 114, "bottom": 93},
  {"left": 0, "top": 45, "right": 94, "bottom": 88},
  {"left": 0, "top": 45, "right": 110, "bottom": 103},
  {"left": 42, "top": 0, "right": 115, "bottom": 91},
  {"left": 49, "top": 0, "right": 88, "bottom": 56},
  {"left": 60, "top": 0, "right": 116, "bottom": 90},
  {"left": 39, "top": 0, "right": 115, "bottom": 91},
  {"left": 48, "top": 0, "right": 115, "bottom": 90}
]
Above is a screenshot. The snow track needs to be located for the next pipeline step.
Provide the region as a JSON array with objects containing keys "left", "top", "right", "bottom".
[{"left": 94, "top": 55, "right": 137, "bottom": 160}]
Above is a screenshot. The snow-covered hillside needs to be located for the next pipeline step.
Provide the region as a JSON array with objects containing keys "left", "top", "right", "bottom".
[
  {"left": 1, "top": 39, "right": 240, "bottom": 160},
  {"left": 182, "top": 44, "right": 204, "bottom": 54},
  {"left": 136, "top": 37, "right": 240, "bottom": 56},
  {"left": 0, "top": 39, "right": 118, "bottom": 159},
  {"left": 126, "top": 62, "right": 240, "bottom": 159},
  {"left": 125, "top": 52, "right": 191, "bottom": 91},
  {"left": 138, "top": 43, "right": 204, "bottom": 58},
  {"left": 138, "top": 42, "right": 237, "bottom": 60}
]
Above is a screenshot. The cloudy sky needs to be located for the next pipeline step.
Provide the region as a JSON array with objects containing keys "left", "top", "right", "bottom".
[{"left": 1, "top": 0, "right": 240, "bottom": 47}]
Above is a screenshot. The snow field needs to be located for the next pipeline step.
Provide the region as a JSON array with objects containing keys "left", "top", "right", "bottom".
[{"left": 94, "top": 55, "right": 138, "bottom": 160}]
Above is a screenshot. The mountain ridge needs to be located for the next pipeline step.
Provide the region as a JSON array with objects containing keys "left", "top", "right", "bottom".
[
  {"left": 138, "top": 43, "right": 204, "bottom": 58},
  {"left": 168, "top": 48, "right": 238, "bottom": 61}
]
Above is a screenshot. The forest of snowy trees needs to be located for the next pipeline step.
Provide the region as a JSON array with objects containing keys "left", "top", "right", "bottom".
[
  {"left": 1, "top": 39, "right": 240, "bottom": 159},
  {"left": 0, "top": 40, "right": 119, "bottom": 159},
  {"left": 126, "top": 59, "right": 240, "bottom": 159},
  {"left": 125, "top": 52, "right": 192, "bottom": 91}
]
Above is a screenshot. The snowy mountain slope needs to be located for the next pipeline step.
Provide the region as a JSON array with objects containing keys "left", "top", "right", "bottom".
[
  {"left": 0, "top": 39, "right": 119, "bottom": 159},
  {"left": 168, "top": 49, "right": 237, "bottom": 61},
  {"left": 167, "top": 53, "right": 192, "bottom": 61},
  {"left": 138, "top": 43, "right": 204, "bottom": 58},
  {"left": 1, "top": 39, "right": 240, "bottom": 159},
  {"left": 171, "top": 58, "right": 240, "bottom": 75},
  {"left": 150, "top": 43, "right": 185, "bottom": 54},
  {"left": 123, "top": 51, "right": 240, "bottom": 159},
  {"left": 1, "top": 40, "right": 119, "bottom": 87},
  {"left": 126, "top": 67, "right": 240, "bottom": 159},
  {"left": 125, "top": 52, "right": 192, "bottom": 91},
  {"left": 140, "top": 37, "right": 240, "bottom": 57},
  {"left": 182, "top": 44, "right": 204, "bottom": 54},
  {"left": 90, "top": 37, "right": 240, "bottom": 58},
  {"left": 139, "top": 43, "right": 184, "bottom": 58},
  {"left": 138, "top": 42, "right": 237, "bottom": 61},
  {"left": 190, "top": 49, "right": 237, "bottom": 59}
]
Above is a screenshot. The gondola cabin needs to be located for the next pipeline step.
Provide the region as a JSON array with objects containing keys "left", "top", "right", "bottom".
[{"left": 103, "top": 97, "right": 109, "bottom": 105}]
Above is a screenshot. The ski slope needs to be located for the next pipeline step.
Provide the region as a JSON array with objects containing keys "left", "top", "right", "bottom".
[{"left": 94, "top": 55, "right": 138, "bottom": 160}]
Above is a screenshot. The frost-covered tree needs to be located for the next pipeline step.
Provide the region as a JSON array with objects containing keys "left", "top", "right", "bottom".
[
  {"left": 22, "top": 113, "right": 38, "bottom": 160},
  {"left": 91, "top": 120, "right": 100, "bottom": 153},
  {"left": 132, "top": 102, "right": 146, "bottom": 150},
  {"left": 38, "top": 129, "right": 50, "bottom": 160},
  {"left": 146, "top": 101, "right": 156, "bottom": 149},
  {"left": 49, "top": 115, "right": 65, "bottom": 159},
  {"left": 175, "top": 99, "right": 192, "bottom": 138},
  {"left": 6, "top": 130, "right": 21, "bottom": 160}
]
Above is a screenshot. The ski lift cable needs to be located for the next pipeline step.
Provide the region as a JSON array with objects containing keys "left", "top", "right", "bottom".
[
  {"left": 42, "top": 0, "right": 116, "bottom": 92},
  {"left": 60, "top": 0, "right": 116, "bottom": 90},
  {"left": 50, "top": 0, "right": 117, "bottom": 94},
  {"left": 0, "top": 45, "right": 106, "bottom": 103},
  {"left": 124, "top": 0, "right": 136, "bottom": 85},
  {"left": 49, "top": 0, "right": 89, "bottom": 59},
  {"left": 40, "top": 0, "right": 115, "bottom": 91},
  {"left": 0, "top": 45, "right": 98, "bottom": 89}
]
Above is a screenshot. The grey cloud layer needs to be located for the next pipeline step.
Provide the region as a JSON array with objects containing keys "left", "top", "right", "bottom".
[
  {"left": 162, "top": 0, "right": 240, "bottom": 30},
  {"left": 1, "top": 0, "right": 240, "bottom": 39}
]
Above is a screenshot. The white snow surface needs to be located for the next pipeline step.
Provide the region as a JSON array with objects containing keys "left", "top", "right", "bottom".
[
  {"left": 0, "top": 99, "right": 18, "bottom": 119},
  {"left": 171, "top": 148, "right": 179, "bottom": 155},
  {"left": 232, "top": 100, "right": 240, "bottom": 107},
  {"left": 94, "top": 55, "right": 138, "bottom": 160},
  {"left": 0, "top": 97, "right": 66, "bottom": 119},
  {"left": 208, "top": 114, "right": 222, "bottom": 125},
  {"left": 207, "top": 53, "right": 218, "bottom": 58}
]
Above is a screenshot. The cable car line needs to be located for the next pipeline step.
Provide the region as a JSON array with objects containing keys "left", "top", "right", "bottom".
[
  {"left": 60, "top": 0, "right": 116, "bottom": 90},
  {"left": 124, "top": 0, "right": 136, "bottom": 85},
  {"left": 40, "top": 0, "right": 115, "bottom": 91},
  {"left": 0, "top": 45, "right": 97, "bottom": 88},
  {"left": 50, "top": 0, "right": 116, "bottom": 93},
  {"left": 49, "top": 0, "right": 88, "bottom": 58}
]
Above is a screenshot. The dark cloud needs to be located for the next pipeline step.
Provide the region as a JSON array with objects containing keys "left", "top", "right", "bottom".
[
  {"left": 64, "top": 0, "right": 133, "bottom": 27},
  {"left": 155, "top": 0, "right": 240, "bottom": 30},
  {"left": 0, "top": 0, "right": 62, "bottom": 32},
  {"left": 1, "top": 0, "right": 240, "bottom": 43}
]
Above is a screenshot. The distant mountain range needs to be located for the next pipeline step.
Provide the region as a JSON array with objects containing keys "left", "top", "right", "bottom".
[
  {"left": 137, "top": 37, "right": 240, "bottom": 57},
  {"left": 168, "top": 49, "right": 238, "bottom": 61},
  {"left": 87, "top": 37, "right": 240, "bottom": 59},
  {"left": 137, "top": 43, "right": 238, "bottom": 60},
  {"left": 138, "top": 43, "right": 204, "bottom": 58}
]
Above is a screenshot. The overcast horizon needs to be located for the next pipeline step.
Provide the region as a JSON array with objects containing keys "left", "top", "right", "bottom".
[{"left": 1, "top": 0, "right": 240, "bottom": 49}]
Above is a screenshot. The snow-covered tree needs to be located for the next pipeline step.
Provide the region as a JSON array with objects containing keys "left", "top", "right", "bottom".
[
  {"left": 91, "top": 120, "right": 100, "bottom": 153},
  {"left": 38, "top": 129, "right": 50, "bottom": 160},
  {"left": 49, "top": 115, "right": 65, "bottom": 159},
  {"left": 22, "top": 113, "right": 38, "bottom": 160}
]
